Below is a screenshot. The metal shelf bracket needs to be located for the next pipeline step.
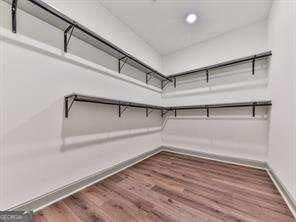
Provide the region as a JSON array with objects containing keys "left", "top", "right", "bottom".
[
  {"left": 65, "top": 95, "right": 77, "bottom": 118},
  {"left": 145, "top": 72, "right": 155, "bottom": 84},
  {"left": 118, "top": 104, "right": 128, "bottom": 117},
  {"left": 161, "top": 109, "right": 170, "bottom": 118},
  {"left": 118, "top": 56, "right": 128, "bottom": 73},
  {"left": 161, "top": 80, "right": 171, "bottom": 90},
  {"left": 146, "top": 107, "right": 154, "bottom": 117},
  {"left": 64, "top": 24, "right": 75, "bottom": 53}
]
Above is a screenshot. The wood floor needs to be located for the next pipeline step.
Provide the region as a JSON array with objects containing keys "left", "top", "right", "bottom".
[{"left": 33, "top": 151, "right": 295, "bottom": 222}]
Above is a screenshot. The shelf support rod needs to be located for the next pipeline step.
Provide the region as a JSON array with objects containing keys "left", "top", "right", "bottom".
[
  {"left": 64, "top": 25, "right": 75, "bottom": 53},
  {"left": 118, "top": 56, "right": 128, "bottom": 73},
  {"left": 252, "top": 57, "right": 256, "bottom": 75},
  {"left": 206, "top": 106, "right": 210, "bottom": 118},
  {"left": 252, "top": 102, "right": 257, "bottom": 117},
  {"left": 174, "top": 109, "right": 177, "bottom": 117},
  {"left": 12, "top": 0, "right": 18, "bottom": 33},
  {"left": 173, "top": 77, "right": 177, "bottom": 88},
  {"left": 206, "top": 69, "right": 209, "bottom": 83}
]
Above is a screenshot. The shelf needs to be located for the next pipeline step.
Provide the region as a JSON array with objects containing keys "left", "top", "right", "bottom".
[
  {"left": 6, "top": 0, "right": 272, "bottom": 90},
  {"left": 164, "top": 101, "right": 271, "bottom": 118},
  {"left": 6, "top": 0, "right": 171, "bottom": 86},
  {"left": 64, "top": 93, "right": 164, "bottom": 118},
  {"left": 0, "top": 26, "right": 162, "bottom": 93},
  {"left": 65, "top": 93, "right": 272, "bottom": 119},
  {"left": 167, "top": 51, "right": 272, "bottom": 88}
]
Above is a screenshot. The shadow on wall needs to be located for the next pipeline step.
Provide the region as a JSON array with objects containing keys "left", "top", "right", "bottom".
[
  {"left": 60, "top": 130, "right": 160, "bottom": 152},
  {"left": 161, "top": 107, "right": 270, "bottom": 161},
  {"left": 5, "top": 98, "right": 161, "bottom": 155},
  {"left": 4, "top": 97, "right": 161, "bottom": 159},
  {"left": 163, "top": 58, "right": 269, "bottom": 95},
  {"left": 4, "top": 98, "right": 63, "bottom": 163},
  {"left": 61, "top": 100, "right": 161, "bottom": 151}
]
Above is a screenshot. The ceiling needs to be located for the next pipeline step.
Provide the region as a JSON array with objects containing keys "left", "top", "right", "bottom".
[{"left": 99, "top": 0, "right": 272, "bottom": 56}]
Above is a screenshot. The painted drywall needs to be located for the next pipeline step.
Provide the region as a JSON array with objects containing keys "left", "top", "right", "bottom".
[
  {"left": 0, "top": 0, "right": 161, "bottom": 88},
  {"left": 162, "top": 20, "right": 269, "bottom": 75},
  {"left": 267, "top": 1, "right": 296, "bottom": 203},
  {"left": 162, "top": 51, "right": 270, "bottom": 106},
  {"left": 0, "top": 0, "right": 162, "bottom": 209},
  {"left": 160, "top": 20, "right": 270, "bottom": 165},
  {"left": 162, "top": 107, "right": 270, "bottom": 162},
  {"left": 42, "top": 0, "right": 163, "bottom": 73},
  {"left": 162, "top": 82, "right": 270, "bottom": 107},
  {"left": 0, "top": 0, "right": 275, "bottom": 210}
]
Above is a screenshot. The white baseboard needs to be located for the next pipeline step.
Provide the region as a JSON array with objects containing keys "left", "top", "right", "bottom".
[
  {"left": 266, "top": 165, "right": 296, "bottom": 218},
  {"left": 9, "top": 147, "right": 163, "bottom": 212},
  {"left": 162, "top": 145, "right": 267, "bottom": 169}
]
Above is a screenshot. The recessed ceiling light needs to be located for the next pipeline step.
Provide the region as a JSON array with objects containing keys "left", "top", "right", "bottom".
[{"left": 186, "top": 13, "right": 197, "bottom": 24}]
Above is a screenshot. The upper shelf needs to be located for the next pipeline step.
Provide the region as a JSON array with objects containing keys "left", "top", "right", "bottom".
[
  {"left": 65, "top": 93, "right": 164, "bottom": 110},
  {"left": 167, "top": 51, "right": 272, "bottom": 84},
  {"left": 7, "top": 0, "right": 271, "bottom": 90},
  {"left": 7, "top": 0, "right": 171, "bottom": 83}
]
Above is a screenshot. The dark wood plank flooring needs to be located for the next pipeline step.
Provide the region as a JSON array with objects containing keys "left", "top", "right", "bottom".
[{"left": 33, "top": 151, "right": 295, "bottom": 222}]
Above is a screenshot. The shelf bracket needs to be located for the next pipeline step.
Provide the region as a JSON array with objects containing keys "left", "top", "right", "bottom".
[
  {"left": 206, "top": 106, "right": 210, "bottom": 118},
  {"left": 173, "top": 77, "right": 177, "bottom": 88},
  {"left": 206, "top": 69, "right": 209, "bottom": 83},
  {"left": 161, "top": 109, "right": 170, "bottom": 118},
  {"left": 11, "top": 0, "right": 18, "bottom": 33},
  {"left": 161, "top": 80, "right": 171, "bottom": 90},
  {"left": 64, "top": 25, "right": 75, "bottom": 53},
  {"left": 252, "top": 102, "right": 257, "bottom": 117},
  {"left": 65, "top": 95, "right": 77, "bottom": 118},
  {"left": 145, "top": 107, "right": 154, "bottom": 117},
  {"left": 252, "top": 57, "right": 256, "bottom": 75},
  {"left": 174, "top": 109, "right": 177, "bottom": 117},
  {"left": 118, "top": 56, "right": 128, "bottom": 73},
  {"left": 118, "top": 104, "right": 128, "bottom": 117},
  {"left": 145, "top": 72, "right": 154, "bottom": 84}
]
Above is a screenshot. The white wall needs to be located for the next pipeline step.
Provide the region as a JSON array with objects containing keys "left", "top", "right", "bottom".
[
  {"left": 163, "top": 20, "right": 269, "bottom": 75},
  {"left": 42, "top": 0, "right": 163, "bottom": 73},
  {"left": 0, "top": 0, "right": 277, "bottom": 211},
  {"left": 163, "top": 117, "right": 269, "bottom": 162},
  {"left": 162, "top": 86, "right": 270, "bottom": 107},
  {"left": 161, "top": 20, "right": 270, "bottom": 164},
  {"left": 0, "top": 0, "right": 162, "bottom": 210},
  {"left": 162, "top": 107, "right": 270, "bottom": 162},
  {"left": 267, "top": 1, "right": 296, "bottom": 203}
]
